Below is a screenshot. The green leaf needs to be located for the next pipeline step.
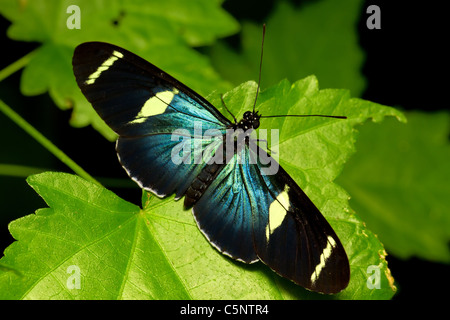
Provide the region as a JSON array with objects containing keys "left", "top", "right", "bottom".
[
  {"left": 0, "top": 0, "right": 238, "bottom": 139},
  {"left": 0, "top": 78, "right": 402, "bottom": 299},
  {"left": 337, "top": 111, "right": 450, "bottom": 263},
  {"left": 209, "top": 0, "right": 366, "bottom": 96}
]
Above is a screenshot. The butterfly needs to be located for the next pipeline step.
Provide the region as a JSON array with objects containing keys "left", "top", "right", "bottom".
[{"left": 72, "top": 41, "right": 350, "bottom": 294}]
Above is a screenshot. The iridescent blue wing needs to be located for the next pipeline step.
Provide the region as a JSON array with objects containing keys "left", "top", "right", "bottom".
[{"left": 73, "top": 42, "right": 230, "bottom": 198}]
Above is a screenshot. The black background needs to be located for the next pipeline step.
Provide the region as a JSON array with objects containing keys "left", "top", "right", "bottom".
[{"left": 0, "top": 0, "right": 448, "bottom": 301}]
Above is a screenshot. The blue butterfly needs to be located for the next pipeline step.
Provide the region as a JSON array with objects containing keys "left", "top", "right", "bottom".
[{"left": 72, "top": 42, "right": 349, "bottom": 294}]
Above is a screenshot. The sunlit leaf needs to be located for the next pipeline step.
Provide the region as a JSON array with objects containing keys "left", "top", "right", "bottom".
[{"left": 0, "top": 77, "right": 403, "bottom": 299}]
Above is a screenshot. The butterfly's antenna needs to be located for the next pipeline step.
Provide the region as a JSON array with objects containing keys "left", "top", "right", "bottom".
[
  {"left": 253, "top": 23, "right": 266, "bottom": 113},
  {"left": 261, "top": 114, "right": 347, "bottom": 119}
]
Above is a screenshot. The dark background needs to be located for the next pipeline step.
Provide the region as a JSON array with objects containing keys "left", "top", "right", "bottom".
[{"left": 0, "top": 0, "right": 447, "bottom": 300}]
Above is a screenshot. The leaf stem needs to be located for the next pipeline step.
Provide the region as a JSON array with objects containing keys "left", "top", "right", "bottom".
[
  {"left": 0, "top": 100, "right": 101, "bottom": 186},
  {"left": 0, "top": 49, "right": 38, "bottom": 82}
]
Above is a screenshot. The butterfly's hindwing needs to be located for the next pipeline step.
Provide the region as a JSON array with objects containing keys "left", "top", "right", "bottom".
[{"left": 116, "top": 130, "right": 225, "bottom": 198}]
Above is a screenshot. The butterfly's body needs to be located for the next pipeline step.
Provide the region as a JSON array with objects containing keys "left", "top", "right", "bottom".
[{"left": 73, "top": 42, "right": 350, "bottom": 294}]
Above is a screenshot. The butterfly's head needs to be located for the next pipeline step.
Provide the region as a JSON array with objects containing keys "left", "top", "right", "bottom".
[{"left": 239, "top": 111, "right": 261, "bottom": 131}]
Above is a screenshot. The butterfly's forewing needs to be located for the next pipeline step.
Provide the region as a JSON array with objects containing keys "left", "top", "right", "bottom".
[
  {"left": 193, "top": 139, "right": 349, "bottom": 293},
  {"left": 73, "top": 42, "right": 230, "bottom": 198}
]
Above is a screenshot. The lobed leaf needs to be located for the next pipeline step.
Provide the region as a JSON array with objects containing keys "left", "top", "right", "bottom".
[{"left": 0, "top": 78, "right": 403, "bottom": 299}]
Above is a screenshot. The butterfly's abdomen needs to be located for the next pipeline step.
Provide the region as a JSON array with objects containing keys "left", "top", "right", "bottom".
[{"left": 184, "top": 162, "right": 225, "bottom": 209}]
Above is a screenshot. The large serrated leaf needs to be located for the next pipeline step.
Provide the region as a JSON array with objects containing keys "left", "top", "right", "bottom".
[{"left": 0, "top": 78, "right": 402, "bottom": 299}]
